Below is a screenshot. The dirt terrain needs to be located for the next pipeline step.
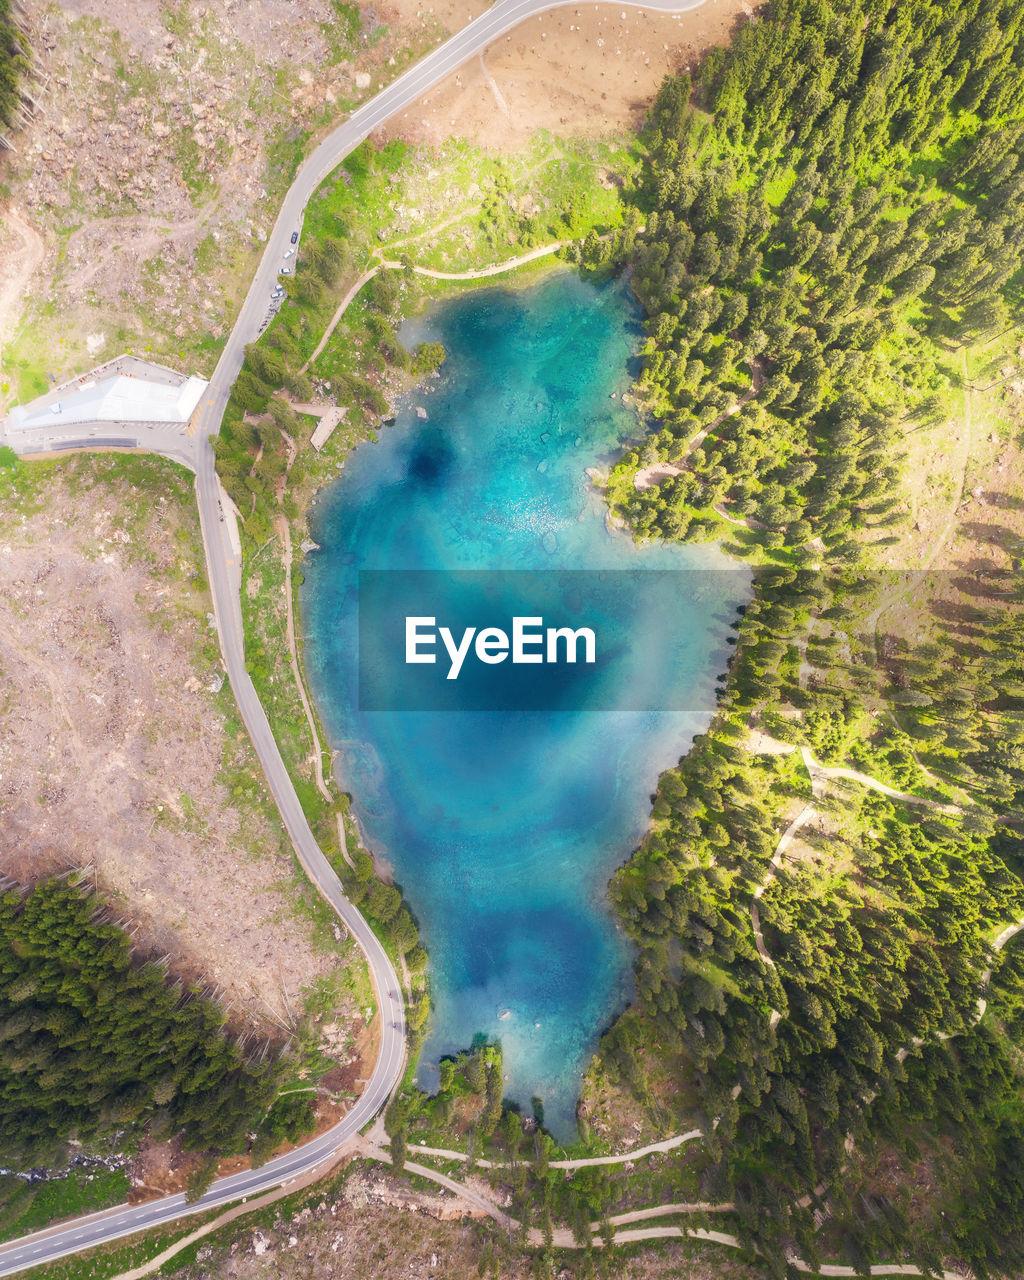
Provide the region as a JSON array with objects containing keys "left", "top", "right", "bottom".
[
  {"left": 0, "top": 452, "right": 360, "bottom": 1034},
  {"left": 382, "top": 0, "right": 757, "bottom": 148}
]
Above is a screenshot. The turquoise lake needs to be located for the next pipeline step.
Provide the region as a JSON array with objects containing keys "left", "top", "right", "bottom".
[{"left": 302, "top": 271, "right": 748, "bottom": 1136}]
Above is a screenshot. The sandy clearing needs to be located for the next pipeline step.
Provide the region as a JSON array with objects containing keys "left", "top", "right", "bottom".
[
  {"left": 635, "top": 461, "right": 684, "bottom": 489},
  {"left": 381, "top": 0, "right": 758, "bottom": 149}
]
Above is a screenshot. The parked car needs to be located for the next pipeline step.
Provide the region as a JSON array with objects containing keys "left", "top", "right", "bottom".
[
  {"left": 290, "top": 231, "right": 299, "bottom": 244},
  {"left": 280, "top": 267, "right": 291, "bottom": 275},
  {"left": 283, "top": 248, "right": 295, "bottom": 259}
]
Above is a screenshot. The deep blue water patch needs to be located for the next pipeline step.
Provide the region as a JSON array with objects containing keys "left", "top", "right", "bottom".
[
  {"left": 302, "top": 271, "right": 749, "bottom": 1137},
  {"left": 358, "top": 569, "right": 744, "bottom": 712}
]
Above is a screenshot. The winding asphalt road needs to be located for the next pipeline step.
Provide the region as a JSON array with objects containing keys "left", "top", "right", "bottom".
[{"left": 0, "top": 0, "right": 707, "bottom": 1272}]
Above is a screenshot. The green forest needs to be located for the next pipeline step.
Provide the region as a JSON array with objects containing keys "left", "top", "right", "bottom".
[
  {"left": 0, "top": 878, "right": 305, "bottom": 1199},
  {"left": 0, "top": 0, "right": 27, "bottom": 130},
  {"left": 212, "top": 141, "right": 448, "bottom": 543},
  {"left": 584, "top": 0, "right": 1024, "bottom": 1274}
]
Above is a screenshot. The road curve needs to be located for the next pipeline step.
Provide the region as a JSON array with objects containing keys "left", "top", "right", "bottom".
[
  {"left": 0, "top": 0, "right": 709, "bottom": 1273},
  {"left": 192, "top": 0, "right": 709, "bottom": 443}
]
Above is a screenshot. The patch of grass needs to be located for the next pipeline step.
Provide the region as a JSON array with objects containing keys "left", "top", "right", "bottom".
[
  {"left": 4, "top": 317, "right": 58, "bottom": 403},
  {"left": 239, "top": 537, "right": 334, "bottom": 841},
  {"left": 0, "top": 1168, "right": 130, "bottom": 1245},
  {"left": 321, "top": 0, "right": 362, "bottom": 62}
]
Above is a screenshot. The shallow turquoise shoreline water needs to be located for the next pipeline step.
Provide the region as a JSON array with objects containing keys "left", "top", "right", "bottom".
[{"left": 302, "top": 271, "right": 748, "bottom": 1136}]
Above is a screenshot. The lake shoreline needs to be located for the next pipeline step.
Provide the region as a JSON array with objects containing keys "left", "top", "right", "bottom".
[{"left": 298, "top": 268, "right": 748, "bottom": 1136}]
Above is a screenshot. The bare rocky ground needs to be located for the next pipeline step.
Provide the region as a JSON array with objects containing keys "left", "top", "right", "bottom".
[
  {"left": 0, "top": 452, "right": 365, "bottom": 1039},
  {"left": 159, "top": 1162, "right": 758, "bottom": 1280}
]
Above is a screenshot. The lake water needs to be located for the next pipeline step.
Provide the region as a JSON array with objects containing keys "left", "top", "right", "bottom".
[{"left": 302, "top": 271, "right": 748, "bottom": 1137}]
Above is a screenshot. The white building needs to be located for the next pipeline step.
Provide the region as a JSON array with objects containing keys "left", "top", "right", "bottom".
[{"left": 6, "top": 355, "right": 208, "bottom": 433}]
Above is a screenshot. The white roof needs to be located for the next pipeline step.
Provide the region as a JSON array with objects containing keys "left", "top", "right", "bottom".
[{"left": 9, "top": 374, "right": 207, "bottom": 431}]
